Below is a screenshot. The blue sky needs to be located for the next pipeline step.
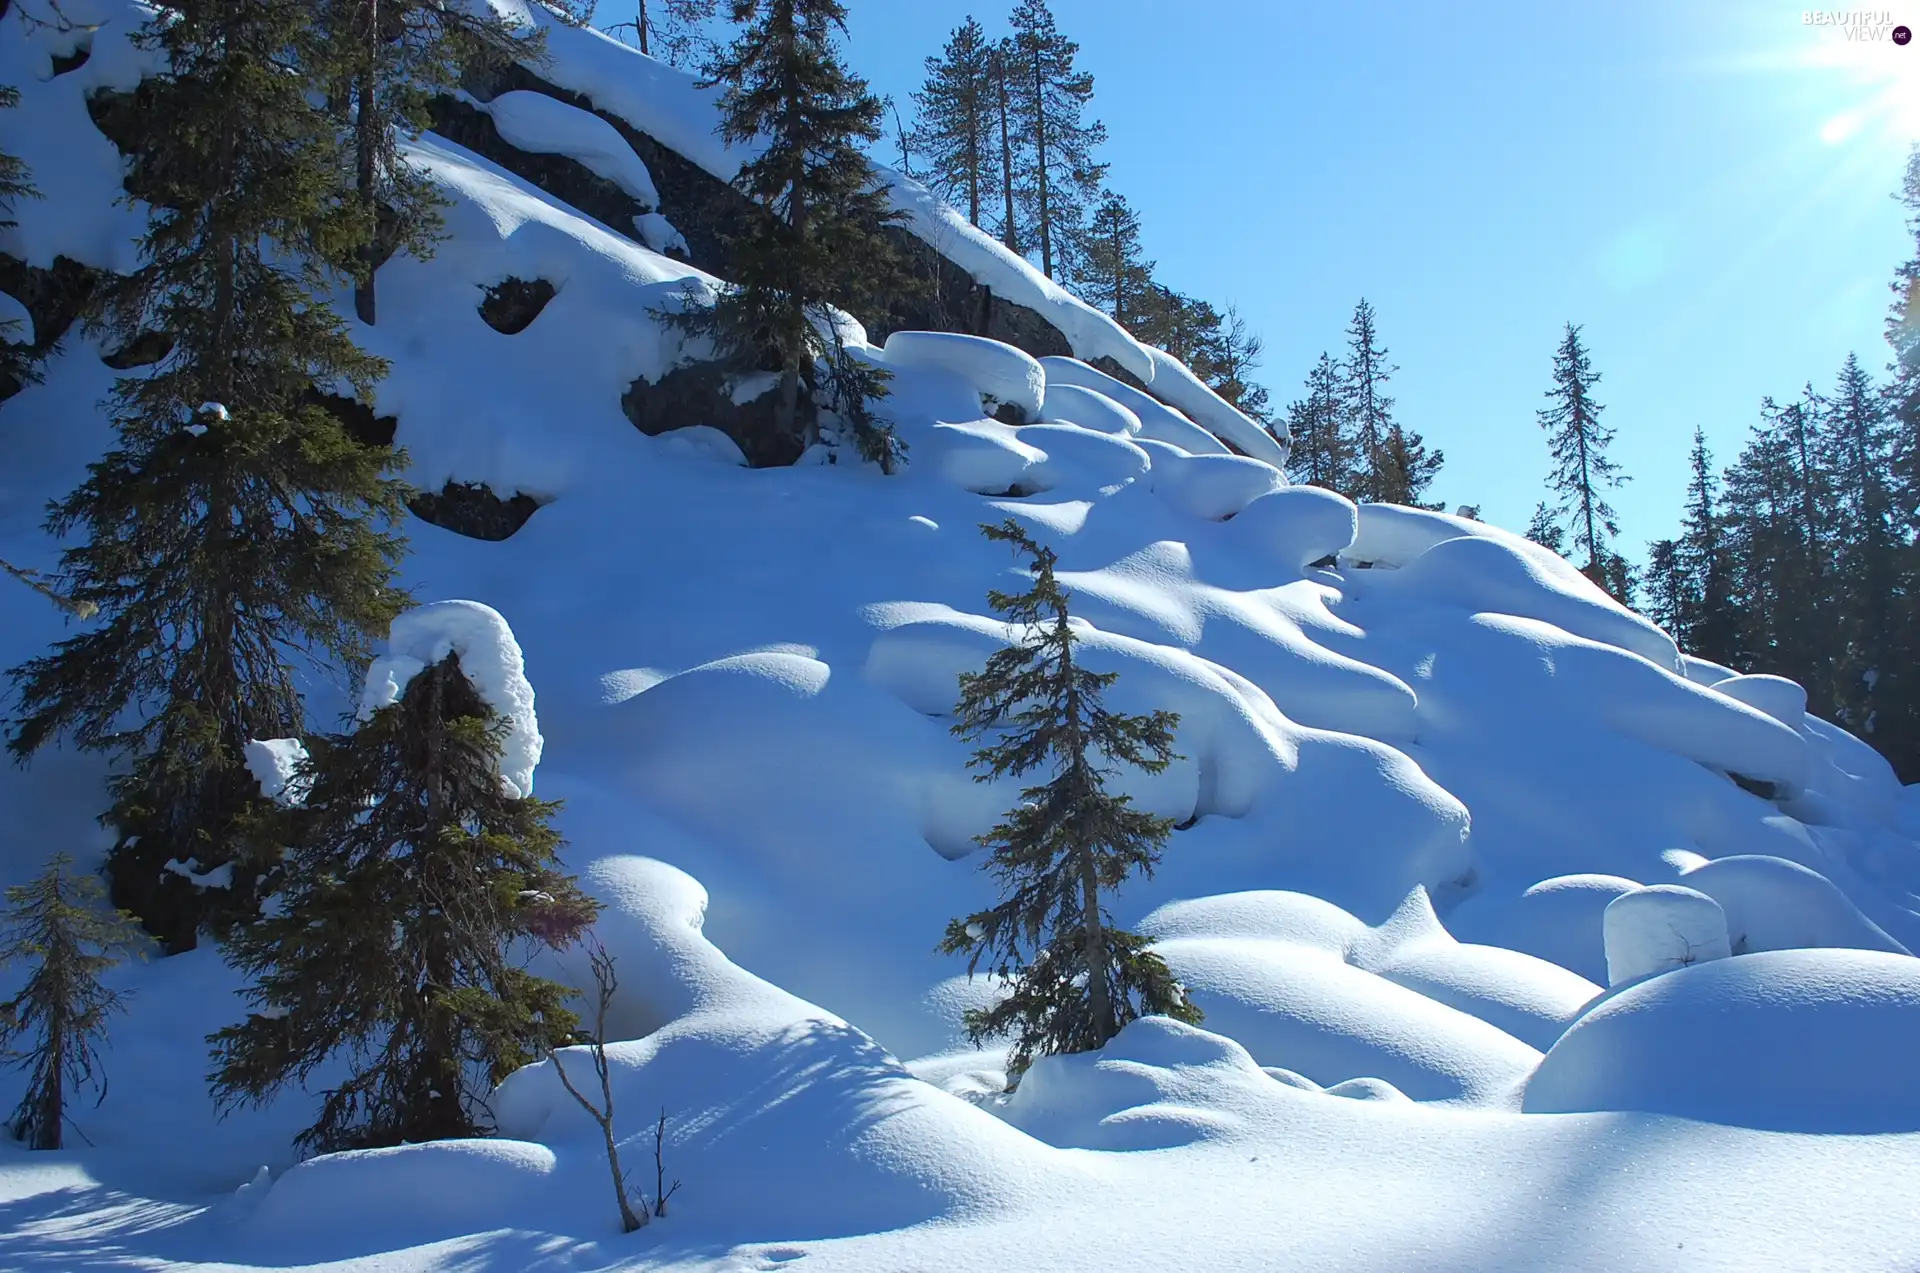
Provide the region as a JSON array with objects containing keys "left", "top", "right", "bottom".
[{"left": 828, "top": 0, "right": 1918, "bottom": 555}]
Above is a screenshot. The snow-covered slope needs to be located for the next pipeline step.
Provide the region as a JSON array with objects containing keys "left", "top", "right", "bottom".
[{"left": 4, "top": 6, "right": 1920, "bottom": 1271}]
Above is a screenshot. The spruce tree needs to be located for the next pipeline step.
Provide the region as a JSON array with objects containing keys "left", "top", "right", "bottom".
[
  {"left": 1284, "top": 352, "right": 1359, "bottom": 493},
  {"left": 1643, "top": 537, "right": 1694, "bottom": 639},
  {"left": 1005, "top": 0, "right": 1107, "bottom": 281},
  {"left": 210, "top": 651, "right": 597, "bottom": 1154},
  {"left": 1525, "top": 500, "right": 1568, "bottom": 556},
  {"left": 1340, "top": 299, "right": 1398, "bottom": 502},
  {"left": 1075, "top": 190, "right": 1150, "bottom": 325},
  {"left": 5, "top": 0, "right": 411, "bottom": 952},
  {"left": 1724, "top": 413, "right": 1797, "bottom": 673},
  {"left": 674, "top": 0, "right": 905, "bottom": 467},
  {"left": 1374, "top": 422, "right": 1444, "bottom": 509},
  {"left": 1535, "top": 323, "right": 1628, "bottom": 596},
  {"left": 1819, "top": 354, "right": 1903, "bottom": 749},
  {"left": 1677, "top": 427, "right": 1744, "bottom": 668},
  {"left": 0, "top": 855, "right": 144, "bottom": 1150},
  {"left": 910, "top": 17, "right": 999, "bottom": 229},
  {"left": 323, "top": 0, "right": 541, "bottom": 325},
  {"left": 941, "top": 519, "right": 1200, "bottom": 1078}
]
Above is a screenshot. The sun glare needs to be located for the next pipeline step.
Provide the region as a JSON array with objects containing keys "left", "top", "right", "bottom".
[{"left": 1796, "top": 16, "right": 1920, "bottom": 148}]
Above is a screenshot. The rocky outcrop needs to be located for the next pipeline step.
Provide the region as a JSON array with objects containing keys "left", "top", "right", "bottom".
[
  {"left": 621, "top": 362, "right": 813, "bottom": 469},
  {"left": 407, "top": 481, "right": 545, "bottom": 541},
  {"left": 478, "top": 276, "right": 557, "bottom": 334}
]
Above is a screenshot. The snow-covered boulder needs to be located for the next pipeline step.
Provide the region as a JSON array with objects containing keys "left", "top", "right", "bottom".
[
  {"left": 471, "top": 89, "right": 662, "bottom": 209},
  {"left": 1039, "top": 382, "right": 1141, "bottom": 436},
  {"left": 1677, "top": 855, "right": 1910, "bottom": 956},
  {"left": 880, "top": 330, "right": 1045, "bottom": 420},
  {"left": 359, "top": 601, "right": 543, "bottom": 799},
  {"left": 1225, "top": 484, "right": 1358, "bottom": 571},
  {"left": 1525, "top": 948, "right": 1920, "bottom": 1131},
  {"left": 1710, "top": 674, "right": 1807, "bottom": 728},
  {"left": 1144, "top": 449, "right": 1288, "bottom": 522},
  {"left": 1038, "top": 356, "right": 1231, "bottom": 456},
  {"left": 1602, "top": 884, "right": 1731, "bottom": 987},
  {"left": 1446, "top": 874, "right": 1641, "bottom": 986}
]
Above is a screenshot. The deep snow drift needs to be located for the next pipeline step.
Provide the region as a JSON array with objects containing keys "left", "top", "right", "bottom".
[{"left": 3, "top": 4, "right": 1920, "bottom": 1272}]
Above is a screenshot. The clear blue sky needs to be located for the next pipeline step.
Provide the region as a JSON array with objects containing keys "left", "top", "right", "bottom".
[{"left": 829, "top": 0, "right": 1917, "bottom": 554}]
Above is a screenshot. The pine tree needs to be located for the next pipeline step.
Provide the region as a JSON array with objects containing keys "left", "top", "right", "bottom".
[
  {"left": 1340, "top": 299, "right": 1398, "bottom": 502},
  {"left": 910, "top": 17, "right": 999, "bottom": 229},
  {"left": 1074, "top": 190, "right": 1151, "bottom": 326},
  {"left": 1208, "top": 303, "right": 1273, "bottom": 427},
  {"left": 323, "top": 0, "right": 541, "bottom": 325},
  {"left": 0, "top": 855, "right": 144, "bottom": 1150},
  {"left": 1525, "top": 500, "right": 1568, "bottom": 556},
  {"left": 5, "top": 0, "right": 412, "bottom": 952},
  {"left": 0, "top": 83, "right": 40, "bottom": 395},
  {"left": 1724, "top": 413, "right": 1797, "bottom": 672},
  {"left": 1678, "top": 427, "right": 1744, "bottom": 668},
  {"left": 1374, "top": 423, "right": 1444, "bottom": 509},
  {"left": 990, "top": 40, "right": 1021, "bottom": 255},
  {"left": 1134, "top": 285, "right": 1222, "bottom": 373},
  {"left": 1284, "top": 352, "right": 1358, "bottom": 493},
  {"left": 210, "top": 651, "right": 597, "bottom": 1154},
  {"left": 1535, "top": 323, "right": 1628, "bottom": 596},
  {"left": 1005, "top": 0, "right": 1107, "bottom": 281},
  {"left": 610, "top": 0, "right": 719, "bottom": 65},
  {"left": 672, "top": 0, "right": 906, "bottom": 467},
  {"left": 940, "top": 520, "right": 1200, "bottom": 1078}
]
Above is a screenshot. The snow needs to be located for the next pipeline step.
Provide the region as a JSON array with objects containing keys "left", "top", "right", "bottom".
[
  {"left": 0, "top": 289, "right": 31, "bottom": 345},
  {"left": 464, "top": 88, "right": 663, "bottom": 209},
  {"left": 880, "top": 329, "right": 1046, "bottom": 420},
  {"left": 1525, "top": 948, "right": 1920, "bottom": 1132},
  {"left": 1675, "top": 854, "right": 1910, "bottom": 956},
  {"left": 359, "top": 601, "right": 542, "bottom": 798},
  {"left": 1040, "top": 356, "right": 1233, "bottom": 455},
  {"left": 243, "top": 737, "right": 310, "bottom": 806},
  {"left": 1141, "top": 345, "right": 1290, "bottom": 468},
  {"left": 6, "top": 5, "right": 1920, "bottom": 1271},
  {"left": 1709, "top": 672, "right": 1807, "bottom": 727},
  {"left": 1602, "top": 884, "right": 1731, "bottom": 986}
]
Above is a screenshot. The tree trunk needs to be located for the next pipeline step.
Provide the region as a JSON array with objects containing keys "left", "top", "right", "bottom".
[
  {"left": 354, "top": 0, "right": 380, "bottom": 327},
  {"left": 638, "top": 0, "right": 650, "bottom": 56},
  {"left": 995, "top": 54, "right": 1017, "bottom": 254},
  {"left": 1030, "top": 56, "right": 1051, "bottom": 278},
  {"left": 1056, "top": 621, "right": 1112, "bottom": 1044}
]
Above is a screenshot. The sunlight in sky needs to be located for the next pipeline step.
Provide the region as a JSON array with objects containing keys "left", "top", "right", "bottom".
[{"left": 1797, "top": 18, "right": 1920, "bottom": 148}]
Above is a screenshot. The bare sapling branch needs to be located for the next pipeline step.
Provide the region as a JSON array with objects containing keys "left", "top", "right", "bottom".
[{"left": 543, "top": 933, "right": 645, "bottom": 1233}]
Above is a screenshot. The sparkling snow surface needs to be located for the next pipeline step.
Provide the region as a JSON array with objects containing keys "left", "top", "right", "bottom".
[{"left": 3, "top": 6, "right": 1920, "bottom": 1272}]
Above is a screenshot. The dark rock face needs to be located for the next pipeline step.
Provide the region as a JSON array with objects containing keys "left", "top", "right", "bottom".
[
  {"left": 479, "top": 276, "right": 557, "bottom": 334},
  {"left": 101, "top": 329, "right": 174, "bottom": 370},
  {"left": 621, "top": 362, "right": 812, "bottom": 469},
  {"left": 426, "top": 93, "right": 685, "bottom": 258},
  {"left": 454, "top": 65, "right": 1073, "bottom": 361},
  {"left": 407, "top": 481, "right": 544, "bottom": 541},
  {"left": 306, "top": 389, "right": 398, "bottom": 449},
  {"left": 0, "top": 253, "right": 105, "bottom": 401}
]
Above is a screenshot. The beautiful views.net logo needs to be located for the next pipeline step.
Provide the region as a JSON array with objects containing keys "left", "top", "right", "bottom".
[{"left": 1804, "top": 9, "right": 1912, "bottom": 41}]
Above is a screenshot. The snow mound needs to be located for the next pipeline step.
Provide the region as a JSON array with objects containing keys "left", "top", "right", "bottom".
[
  {"left": 1140, "top": 346, "right": 1288, "bottom": 467},
  {"left": 1225, "top": 485, "right": 1358, "bottom": 572},
  {"left": 1676, "top": 854, "right": 1910, "bottom": 956},
  {"left": 1364, "top": 517, "right": 1679, "bottom": 669},
  {"left": 1446, "top": 874, "right": 1641, "bottom": 985},
  {"left": 1000, "top": 1016, "right": 1286, "bottom": 1150},
  {"left": 244, "top": 1140, "right": 562, "bottom": 1254},
  {"left": 881, "top": 330, "right": 1045, "bottom": 420},
  {"left": 1710, "top": 673, "right": 1807, "bottom": 728},
  {"left": 1039, "top": 381, "right": 1141, "bottom": 436},
  {"left": 1602, "top": 884, "right": 1731, "bottom": 986},
  {"left": 1039, "top": 356, "right": 1231, "bottom": 455},
  {"left": 1149, "top": 932, "right": 1542, "bottom": 1104},
  {"left": 1525, "top": 948, "right": 1920, "bottom": 1131},
  {"left": 466, "top": 88, "right": 662, "bottom": 209},
  {"left": 1145, "top": 448, "right": 1289, "bottom": 522},
  {"left": 359, "top": 601, "right": 543, "bottom": 798}
]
